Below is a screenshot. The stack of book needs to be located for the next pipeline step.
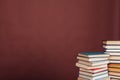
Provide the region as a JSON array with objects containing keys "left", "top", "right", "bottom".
[
  {"left": 76, "top": 52, "right": 110, "bottom": 80},
  {"left": 103, "top": 41, "right": 120, "bottom": 80}
]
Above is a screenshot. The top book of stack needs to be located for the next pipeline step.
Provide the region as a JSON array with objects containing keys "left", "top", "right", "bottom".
[
  {"left": 103, "top": 41, "right": 120, "bottom": 45},
  {"left": 78, "top": 52, "right": 109, "bottom": 58}
]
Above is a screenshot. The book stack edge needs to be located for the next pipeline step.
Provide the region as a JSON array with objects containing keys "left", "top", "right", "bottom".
[
  {"left": 103, "top": 40, "right": 120, "bottom": 80},
  {"left": 76, "top": 52, "right": 109, "bottom": 80}
]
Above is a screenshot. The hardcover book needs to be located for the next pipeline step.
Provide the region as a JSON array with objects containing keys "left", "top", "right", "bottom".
[
  {"left": 106, "top": 49, "right": 120, "bottom": 52},
  {"left": 103, "top": 45, "right": 120, "bottom": 49},
  {"left": 111, "top": 78, "right": 120, "bottom": 80},
  {"left": 109, "top": 56, "right": 120, "bottom": 60},
  {"left": 109, "top": 63, "right": 120, "bottom": 68},
  {"left": 109, "top": 71, "right": 120, "bottom": 76},
  {"left": 110, "top": 75, "right": 120, "bottom": 79},
  {"left": 79, "top": 73, "right": 108, "bottom": 80},
  {"left": 109, "top": 68, "right": 120, "bottom": 73},
  {"left": 79, "top": 70, "right": 108, "bottom": 77},
  {"left": 77, "top": 60, "right": 109, "bottom": 66},
  {"left": 109, "top": 53, "right": 120, "bottom": 55},
  {"left": 80, "top": 67, "right": 108, "bottom": 73},
  {"left": 77, "top": 77, "right": 110, "bottom": 80},
  {"left": 78, "top": 52, "right": 109, "bottom": 58},
  {"left": 77, "top": 56, "right": 108, "bottom": 62},
  {"left": 76, "top": 63, "right": 107, "bottom": 69},
  {"left": 103, "top": 41, "right": 120, "bottom": 45},
  {"left": 110, "top": 60, "right": 120, "bottom": 63}
]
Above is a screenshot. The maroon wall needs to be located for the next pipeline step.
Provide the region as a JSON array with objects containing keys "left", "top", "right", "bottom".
[
  {"left": 113, "top": 0, "right": 120, "bottom": 39},
  {"left": 0, "top": 0, "right": 115, "bottom": 80}
]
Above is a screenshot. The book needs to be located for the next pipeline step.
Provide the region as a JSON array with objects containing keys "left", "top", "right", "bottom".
[
  {"left": 110, "top": 60, "right": 120, "bottom": 63},
  {"left": 90, "top": 67, "right": 108, "bottom": 70},
  {"left": 109, "top": 56, "right": 120, "bottom": 60},
  {"left": 76, "top": 63, "right": 107, "bottom": 69},
  {"left": 77, "top": 60, "right": 109, "bottom": 66},
  {"left": 78, "top": 52, "right": 109, "bottom": 58},
  {"left": 77, "top": 56, "right": 108, "bottom": 62},
  {"left": 103, "top": 41, "right": 120, "bottom": 45},
  {"left": 111, "top": 78, "right": 120, "bottom": 80},
  {"left": 110, "top": 75, "right": 120, "bottom": 79},
  {"left": 80, "top": 67, "right": 108, "bottom": 73},
  {"left": 79, "top": 73, "right": 108, "bottom": 80},
  {"left": 105, "top": 49, "right": 120, "bottom": 52},
  {"left": 109, "top": 71, "right": 120, "bottom": 76},
  {"left": 109, "top": 52, "right": 120, "bottom": 56},
  {"left": 77, "top": 77, "right": 84, "bottom": 80},
  {"left": 106, "top": 52, "right": 120, "bottom": 55},
  {"left": 103, "top": 45, "right": 120, "bottom": 49},
  {"left": 79, "top": 70, "right": 108, "bottom": 77},
  {"left": 106, "top": 51, "right": 120, "bottom": 53},
  {"left": 77, "top": 77, "right": 110, "bottom": 80},
  {"left": 108, "top": 68, "right": 120, "bottom": 73},
  {"left": 109, "top": 63, "right": 120, "bottom": 68}
]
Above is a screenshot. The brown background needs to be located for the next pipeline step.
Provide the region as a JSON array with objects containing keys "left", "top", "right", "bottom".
[{"left": 0, "top": 0, "right": 119, "bottom": 80}]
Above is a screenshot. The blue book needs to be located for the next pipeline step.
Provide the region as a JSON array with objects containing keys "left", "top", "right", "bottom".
[{"left": 78, "top": 52, "right": 109, "bottom": 58}]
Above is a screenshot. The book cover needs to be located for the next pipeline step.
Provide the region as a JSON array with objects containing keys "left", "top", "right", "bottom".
[
  {"left": 110, "top": 75, "right": 120, "bottom": 79},
  {"left": 109, "top": 68, "right": 120, "bottom": 73},
  {"left": 77, "top": 56, "right": 108, "bottom": 62},
  {"left": 77, "top": 60, "right": 109, "bottom": 66},
  {"left": 109, "top": 53, "right": 120, "bottom": 55},
  {"left": 109, "top": 56, "right": 120, "bottom": 60},
  {"left": 109, "top": 63, "right": 120, "bottom": 68},
  {"left": 79, "top": 73, "right": 108, "bottom": 80},
  {"left": 106, "top": 49, "right": 120, "bottom": 52},
  {"left": 111, "top": 78, "right": 120, "bottom": 80},
  {"left": 106, "top": 51, "right": 120, "bottom": 53},
  {"left": 110, "top": 78, "right": 118, "bottom": 80},
  {"left": 78, "top": 52, "right": 109, "bottom": 58},
  {"left": 103, "top": 41, "right": 120, "bottom": 45},
  {"left": 79, "top": 70, "right": 108, "bottom": 77},
  {"left": 103, "top": 45, "right": 120, "bottom": 49},
  {"left": 76, "top": 63, "right": 107, "bottom": 69},
  {"left": 77, "top": 77, "right": 110, "bottom": 80},
  {"left": 109, "top": 71, "right": 120, "bottom": 76},
  {"left": 110, "top": 60, "right": 120, "bottom": 63},
  {"left": 80, "top": 67, "right": 108, "bottom": 73}
]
